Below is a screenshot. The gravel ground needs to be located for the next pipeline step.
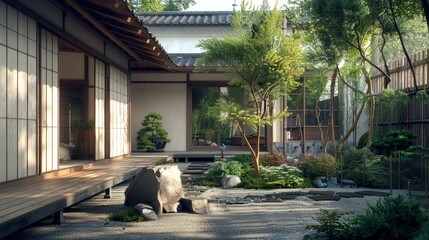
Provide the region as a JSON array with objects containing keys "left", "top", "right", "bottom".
[{"left": 7, "top": 164, "right": 408, "bottom": 240}]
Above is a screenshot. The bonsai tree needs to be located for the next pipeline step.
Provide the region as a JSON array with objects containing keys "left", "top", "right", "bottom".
[{"left": 136, "top": 112, "right": 170, "bottom": 152}]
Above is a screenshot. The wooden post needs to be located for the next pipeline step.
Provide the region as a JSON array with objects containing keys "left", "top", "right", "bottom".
[
  {"left": 104, "top": 187, "right": 112, "bottom": 199},
  {"left": 53, "top": 210, "right": 64, "bottom": 224}
]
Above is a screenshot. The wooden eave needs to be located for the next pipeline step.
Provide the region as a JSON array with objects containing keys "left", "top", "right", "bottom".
[{"left": 62, "top": 0, "right": 176, "bottom": 71}]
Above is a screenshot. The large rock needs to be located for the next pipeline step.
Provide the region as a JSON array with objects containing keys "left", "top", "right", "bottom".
[
  {"left": 124, "top": 165, "right": 185, "bottom": 215},
  {"left": 156, "top": 165, "right": 185, "bottom": 213}
]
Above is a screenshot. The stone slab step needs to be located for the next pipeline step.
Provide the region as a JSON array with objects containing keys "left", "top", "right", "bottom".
[
  {"left": 181, "top": 173, "right": 204, "bottom": 177},
  {"left": 186, "top": 166, "right": 209, "bottom": 170},
  {"left": 183, "top": 169, "right": 205, "bottom": 174},
  {"left": 188, "top": 163, "right": 210, "bottom": 167},
  {"left": 308, "top": 195, "right": 341, "bottom": 201},
  {"left": 307, "top": 190, "right": 336, "bottom": 196}
]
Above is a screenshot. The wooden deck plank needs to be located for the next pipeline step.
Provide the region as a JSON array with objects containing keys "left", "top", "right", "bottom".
[
  {"left": 0, "top": 171, "right": 116, "bottom": 211},
  {"left": 0, "top": 160, "right": 105, "bottom": 192},
  {"left": 0, "top": 162, "right": 138, "bottom": 207},
  {"left": 0, "top": 169, "right": 130, "bottom": 217},
  {"left": 0, "top": 159, "right": 151, "bottom": 213},
  {"left": 0, "top": 156, "right": 166, "bottom": 239},
  {"left": 0, "top": 157, "right": 152, "bottom": 195}
]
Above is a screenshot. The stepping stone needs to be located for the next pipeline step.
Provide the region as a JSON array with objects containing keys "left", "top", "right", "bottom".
[
  {"left": 308, "top": 195, "right": 341, "bottom": 201},
  {"left": 335, "top": 192, "right": 364, "bottom": 198},
  {"left": 233, "top": 199, "right": 252, "bottom": 204},
  {"left": 244, "top": 195, "right": 264, "bottom": 199},
  {"left": 354, "top": 190, "right": 390, "bottom": 196},
  {"left": 307, "top": 190, "right": 336, "bottom": 195},
  {"left": 272, "top": 194, "right": 299, "bottom": 200},
  {"left": 266, "top": 191, "right": 306, "bottom": 198},
  {"left": 260, "top": 198, "right": 283, "bottom": 203}
]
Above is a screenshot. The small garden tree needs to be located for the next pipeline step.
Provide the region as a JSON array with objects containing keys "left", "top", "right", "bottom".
[{"left": 196, "top": 0, "right": 304, "bottom": 177}]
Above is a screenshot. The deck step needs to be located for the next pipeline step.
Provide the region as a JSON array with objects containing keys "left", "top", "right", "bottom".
[
  {"left": 183, "top": 169, "right": 206, "bottom": 174},
  {"left": 188, "top": 163, "right": 210, "bottom": 167},
  {"left": 186, "top": 166, "right": 209, "bottom": 170}
]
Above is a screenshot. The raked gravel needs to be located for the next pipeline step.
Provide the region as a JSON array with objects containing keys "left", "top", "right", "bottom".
[{"left": 7, "top": 170, "right": 408, "bottom": 240}]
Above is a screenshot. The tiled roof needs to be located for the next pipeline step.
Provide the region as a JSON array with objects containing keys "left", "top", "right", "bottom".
[
  {"left": 136, "top": 11, "right": 234, "bottom": 26},
  {"left": 169, "top": 53, "right": 201, "bottom": 67}
]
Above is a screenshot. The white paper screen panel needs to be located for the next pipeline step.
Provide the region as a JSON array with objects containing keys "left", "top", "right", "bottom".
[
  {"left": 40, "top": 28, "right": 59, "bottom": 173},
  {"left": 109, "top": 66, "right": 129, "bottom": 158},
  {"left": 95, "top": 59, "right": 105, "bottom": 160},
  {"left": 0, "top": 4, "right": 38, "bottom": 182}
]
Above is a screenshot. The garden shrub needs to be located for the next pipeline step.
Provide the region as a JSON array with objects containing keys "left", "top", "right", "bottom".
[
  {"left": 371, "top": 129, "right": 416, "bottom": 155},
  {"left": 345, "top": 195, "right": 429, "bottom": 240},
  {"left": 260, "top": 153, "right": 286, "bottom": 166},
  {"left": 239, "top": 175, "right": 266, "bottom": 189},
  {"left": 340, "top": 146, "right": 387, "bottom": 188},
  {"left": 415, "top": 221, "right": 429, "bottom": 240},
  {"left": 260, "top": 165, "right": 306, "bottom": 188},
  {"left": 305, "top": 209, "right": 351, "bottom": 240},
  {"left": 399, "top": 145, "right": 429, "bottom": 190},
  {"left": 306, "top": 195, "right": 429, "bottom": 240},
  {"left": 300, "top": 154, "right": 338, "bottom": 179},
  {"left": 230, "top": 154, "right": 253, "bottom": 166},
  {"left": 202, "top": 161, "right": 244, "bottom": 184}
]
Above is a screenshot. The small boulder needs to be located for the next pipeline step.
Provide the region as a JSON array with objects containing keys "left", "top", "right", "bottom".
[
  {"left": 180, "top": 197, "right": 210, "bottom": 214},
  {"left": 338, "top": 179, "right": 357, "bottom": 188},
  {"left": 221, "top": 175, "right": 241, "bottom": 189},
  {"left": 135, "top": 203, "right": 158, "bottom": 221},
  {"left": 313, "top": 177, "right": 328, "bottom": 188}
]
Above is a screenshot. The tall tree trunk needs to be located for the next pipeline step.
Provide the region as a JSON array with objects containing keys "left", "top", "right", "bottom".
[
  {"left": 315, "top": 99, "right": 328, "bottom": 154},
  {"left": 363, "top": 68, "right": 375, "bottom": 147},
  {"left": 421, "top": 0, "right": 429, "bottom": 33},
  {"left": 328, "top": 67, "right": 338, "bottom": 156},
  {"left": 377, "top": 17, "right": 392, "bottom": 89},
  {"left": 388, "top": 0, "right": 418, "bottom": 93}
]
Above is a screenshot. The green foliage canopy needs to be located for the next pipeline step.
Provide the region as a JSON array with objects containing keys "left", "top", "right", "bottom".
[{"left": 196, "top": 0, "right": 304, "bottom": 177}]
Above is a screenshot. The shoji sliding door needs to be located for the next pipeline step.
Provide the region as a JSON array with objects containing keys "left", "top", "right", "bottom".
[
  {"left": 109, "top": 66, "right": 129, "bottom": 158},
  {"left": 40, "top": 28, "right": 59, "bottom": 173},
  {"left": 0, "top": 3, "right": 38, "bottom": 182}
]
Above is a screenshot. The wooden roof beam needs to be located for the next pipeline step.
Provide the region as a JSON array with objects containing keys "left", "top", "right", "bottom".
[{"left": 64, "top": 0, "right": 143, "bottom": 62}]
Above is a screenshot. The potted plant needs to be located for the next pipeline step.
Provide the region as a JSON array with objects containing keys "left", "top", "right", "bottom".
[
  {"left": 136, "top": 112, "right": 170, "bottom": 152},
  {"left": 72, "top": 119, "right": 94, "bottom": 159}
]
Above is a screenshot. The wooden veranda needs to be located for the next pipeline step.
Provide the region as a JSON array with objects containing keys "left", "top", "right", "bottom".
[{"left": 0, "top": 156, "right": 168, "bottom": 238}]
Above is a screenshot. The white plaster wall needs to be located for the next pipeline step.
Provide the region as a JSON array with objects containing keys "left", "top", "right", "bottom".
[
  {"left": 148, "top": 26, "right": 235, "bottom": 53},
  {"left": 342, "top": 82, "right": 369, "bottom": 146},
  {"left": 131, "top": 83, "right": 187, "bottom": 151}
]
